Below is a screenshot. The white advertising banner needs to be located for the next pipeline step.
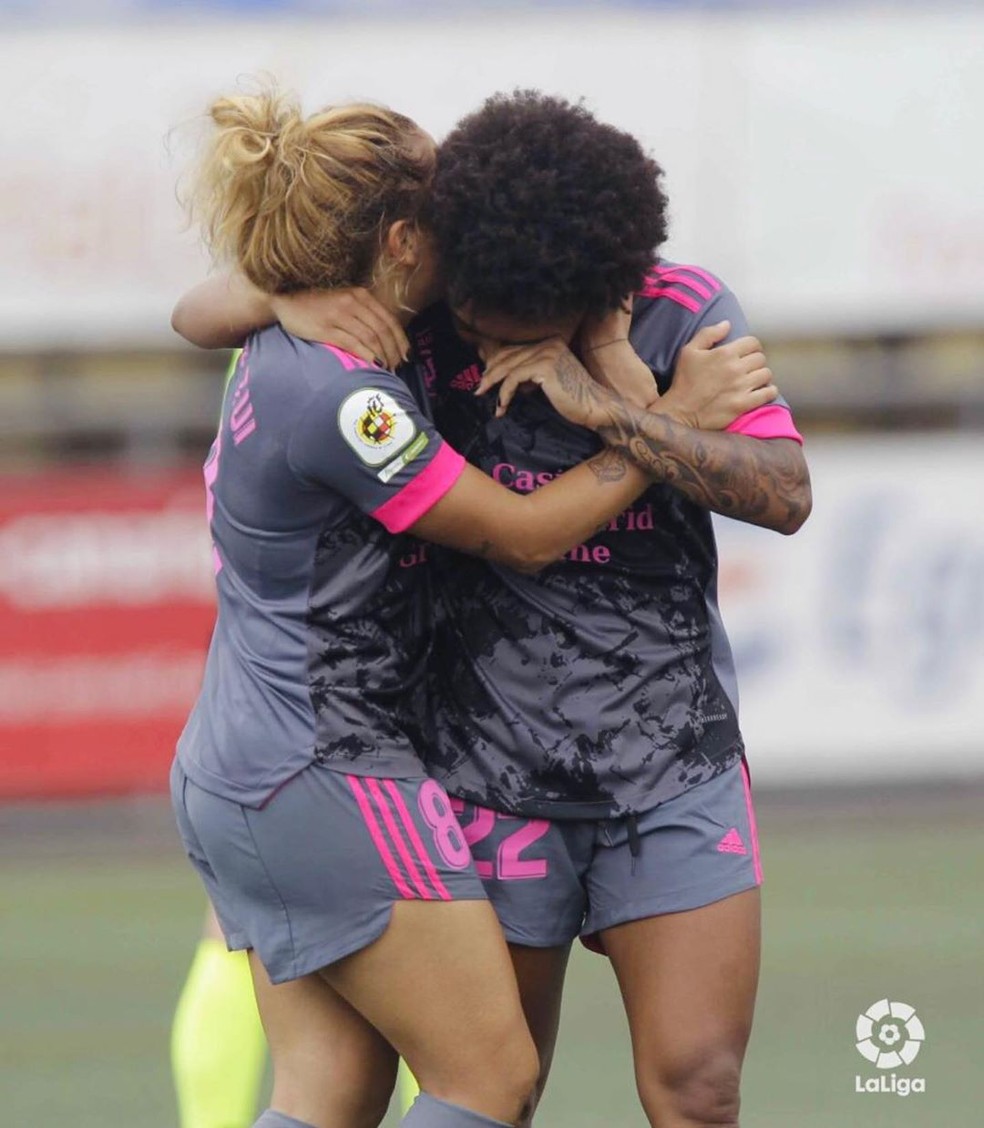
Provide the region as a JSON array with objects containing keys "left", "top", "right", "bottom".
[
  {"left": 1, "top": 7, "right": 983, "bottom": 347},
  {"left": 715, "top": 435, "right": 984, "bottom": 783}
]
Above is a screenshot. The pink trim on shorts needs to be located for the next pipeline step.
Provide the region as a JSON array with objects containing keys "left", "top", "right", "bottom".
[
  {"left": 347, "top": 775, "right": 414, "bottom": 899},
  {"left": 726, "top": 404, "right": 803, "bottom": 444},
  {"left": 740, "top": 761, "right": 763, "bottom": 885},
  {"left": 365, "top": 778, "right": 435, "bottom": 901},
  {"left": 383, "top": 780, "right": 453, "bottom": 902},
  {"left": 371, "top": 443, "right": 466, "bottom": 533}
]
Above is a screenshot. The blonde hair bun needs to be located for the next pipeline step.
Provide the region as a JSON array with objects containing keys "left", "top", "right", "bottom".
[{"left": 189, "top": 81, "right": 433, "bottom": 294}]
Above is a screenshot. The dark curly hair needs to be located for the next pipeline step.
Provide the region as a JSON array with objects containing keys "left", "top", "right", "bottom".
[{"left": 431, "top": 90, "right": 669, "bottom": 322}]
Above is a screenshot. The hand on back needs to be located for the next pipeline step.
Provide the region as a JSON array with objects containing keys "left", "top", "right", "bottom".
[{"left": 270, "top": 287, "right": 410, "bottom": 370}]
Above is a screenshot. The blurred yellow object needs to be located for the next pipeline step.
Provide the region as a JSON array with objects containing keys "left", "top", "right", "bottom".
[
  {"left": 398, "top": 1057, "right": 421, "bottom": 1113},
  {"left": 171, "top": 938, "right": 266, "bottom": 1128}
]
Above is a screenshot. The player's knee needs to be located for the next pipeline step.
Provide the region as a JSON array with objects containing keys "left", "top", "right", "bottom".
[
  {"left": 637, "top": 1047, "right": 742, "bottom": 1127},
  {"left": 430, "top": 1024, "right": 539, "bottom": 1123},
  {"left": 270, "top": 1043, "right": 395, "bottom": 1126},
  {"left": 340, "top": 1069, "right": 394, "bottom": 1128},
  {"left": 507, "top": 1031, "right": 541, "bottom": 1120},
  {"left": 476, "top": 1024, "right": 540, "bottom": 1122},
  {"left": 272, "top": 1072, "right": 392, "bottom": 1128}
]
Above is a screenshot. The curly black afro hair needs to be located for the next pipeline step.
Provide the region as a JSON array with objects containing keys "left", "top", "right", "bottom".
[{"left": 431, "top": 90, "right": 669, "bottom": 323}]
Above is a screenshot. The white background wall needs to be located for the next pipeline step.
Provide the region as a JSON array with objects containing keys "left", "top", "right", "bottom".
[
  {"left": 715, "top": 434, "right": 984, "bottom": 783},
  {"left": 3, "top": 6, "right": 983, "bottom": 346}
]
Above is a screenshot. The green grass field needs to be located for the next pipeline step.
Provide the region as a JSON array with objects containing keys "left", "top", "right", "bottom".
[{"left": 1, "top": 789, "right": 981, "bottom": 1126}]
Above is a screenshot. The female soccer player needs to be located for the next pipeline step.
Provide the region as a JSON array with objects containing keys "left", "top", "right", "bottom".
[
  {"left": 393, "top": 93, "right": 811, "bottom": 1128},
  {"left": 174, "top": 91, "right": 809, "bottom": 1128},
  {"left": 172, "top": 86, "right": 775, "bottom": 1128}
]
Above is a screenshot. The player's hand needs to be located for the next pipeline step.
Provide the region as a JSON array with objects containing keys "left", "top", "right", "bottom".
[
  {"left": 659, "top": 320, "right": 778, "bottom": 430},
  {"left": 578, "top": 301, "right": 659, "bottom": 409},
  {"left": 269, "top": 287, "right": 410, "bottom": 370},
  {"left": 475, "top": 338, "right": 614, "bottom": 430}
]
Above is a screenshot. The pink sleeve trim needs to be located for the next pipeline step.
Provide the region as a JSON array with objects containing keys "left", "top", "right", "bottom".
[
  {"left": 725, "top": 404, "right": 803, "bottom": 444},
  {"left": 371, "top": 442, "right": 466, "bottom": 533}
]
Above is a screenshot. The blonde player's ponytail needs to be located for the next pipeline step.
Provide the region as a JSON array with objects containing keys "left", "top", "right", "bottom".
[{"left": 189, "top": 82, "right": 434, "bottom": 295}]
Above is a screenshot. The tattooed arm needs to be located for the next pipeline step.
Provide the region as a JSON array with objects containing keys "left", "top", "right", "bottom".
[
  {"left": 478, "top": 339, "right": 812, "bottom": 535},
  {"left": 594, "top": 399, "right": 810, "bottom": 534},
  {"left": 409, "top": 446, "right": 649, "bottom": 574}
]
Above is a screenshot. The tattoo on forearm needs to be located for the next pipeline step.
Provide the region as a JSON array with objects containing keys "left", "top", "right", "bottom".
[
  {"left": 555, "top": 352, "right": 604, "bottom": 412},
  {"left": 598, "top": 402, "right": 811, "bottom": 533},
  {"left": 587, "top": 447, "right": 629, "bottom": 484}
]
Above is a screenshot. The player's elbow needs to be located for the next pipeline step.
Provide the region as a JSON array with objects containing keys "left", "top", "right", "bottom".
[
  {"left": 492, "top": 531, "right": 562, "bottom": 574},
  {"left": 489, "top": 514, "right": 563, "bottom": 573},
  {"left": 759, "top": 444, "right": 812, "bottom": 535},
  {"left": 500, "top": 547, "right": 551, "bottom": 575},
  {"left": 170, "top": 298, "right": 200, "bottom": 345},
  {"left": 470, "top": 535, "right": 551, "bottom": 574},
  {"left": 775, "top": 474, "right": 812, "bottom": 535},
  {"left": 170, "top": 297, "right": 230, "bottom": 349}
]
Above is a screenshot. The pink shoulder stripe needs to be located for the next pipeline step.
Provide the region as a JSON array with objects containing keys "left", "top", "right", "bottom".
[
  {"left": 652, "top": 268, "right": 713, "bottom": 300},
  {"left": 320, "top": 343, "right": 377, "bottom": 371},
  {"left": 637, "top": 283, "right": 702, "bottom": 313},
  {"left": 655, "top": 263, "right": 722, "bottom": 293},
  {"left": 639, "top": 264, "right": 724, "bottom": 308},
  {"left": 372, "top": 441, "right": 465, "bottom": 533},
  {"left": 726, "top": 404, "right": 803, "bottom": 445}
]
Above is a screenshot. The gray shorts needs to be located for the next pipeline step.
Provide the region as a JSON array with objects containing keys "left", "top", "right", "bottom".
[
  {"left": 450, "top": 760, "right": 762, "bottom": 952},
  {"left": 171, "top": 758, "right": 487, "bottom": 983}
]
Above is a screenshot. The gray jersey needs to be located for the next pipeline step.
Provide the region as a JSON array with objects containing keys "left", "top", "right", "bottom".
[
  {"left": 414, "top": 262, "right": 802, "bottom": 819},
  {"left": 177, "top": 328, "right": 464, "bottom": 807}
]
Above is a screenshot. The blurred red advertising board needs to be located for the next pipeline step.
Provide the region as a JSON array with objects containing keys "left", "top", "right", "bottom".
[{"left": 0, "top": 467, "right": 214, "bottom": 799}]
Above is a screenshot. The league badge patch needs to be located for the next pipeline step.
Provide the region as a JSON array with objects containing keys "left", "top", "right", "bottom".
[{"left": 338, "top": 389, "right": 417, "bottom": 466}]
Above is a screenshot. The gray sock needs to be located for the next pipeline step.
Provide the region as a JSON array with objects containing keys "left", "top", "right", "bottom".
[
  {"left": 253, "top": 1112, "right": 317, "bottom": 1128},
  {"left": 400, "top": 1092, "right": 512, "bottom": 1127}
]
